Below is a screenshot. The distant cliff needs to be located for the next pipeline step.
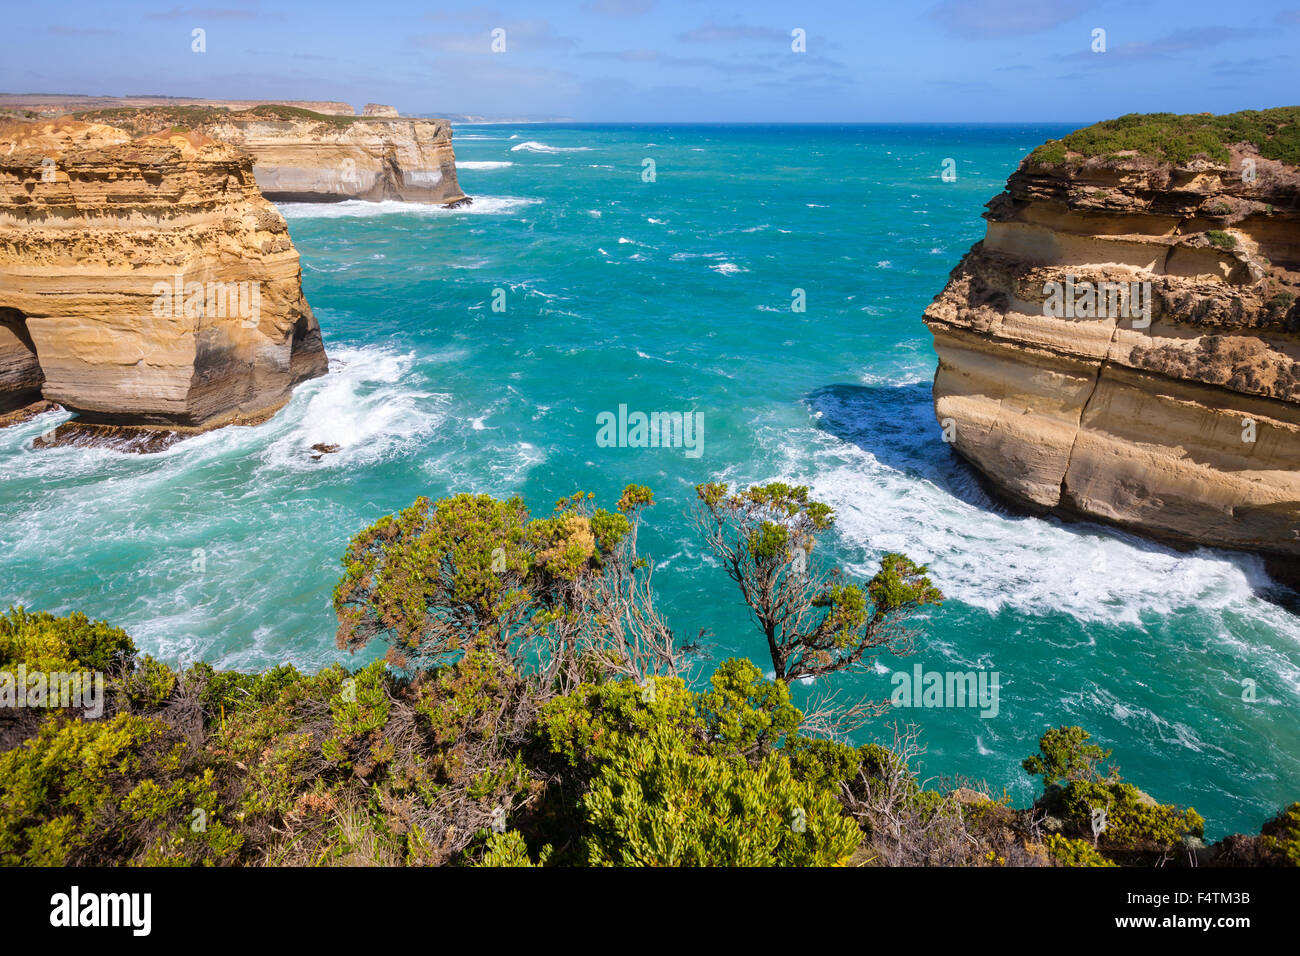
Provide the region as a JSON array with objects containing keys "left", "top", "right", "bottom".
[
  {"left": 75, "top": 104, "right": 468, "bottom": 206},
  {"left": 0, "top": 118, "right": 328, "bottom": 443},
  {"left": 924, "top": 109, "right": 1300, "bottom": 579}
]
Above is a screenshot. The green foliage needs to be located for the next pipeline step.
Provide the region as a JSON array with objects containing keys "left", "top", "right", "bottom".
[
  {"left": 786, "top": 735, "right": 861, "bottom": 792},
  {"left": 867, "top": 553, "right": 943, "bottom": 613},
  {"left": 537, "top": 657, "right": 804, "bottom": 778},
  {"left": 478, "top": 829, "right": 549, "bottom": 867},
  {"left": 1043, "top": 834, "right": 1117, "bottom": 867},
  {"left": 580, "top": 723, "right": 859, "bottom": 866},
  {"left": 1207, "top": 229, "right": 1238, "bottom": 251},
  {"left": 0, "top": 606, "right": 135, "bottom": 673},
  {"left": 1033, "top": 141, "right": 1067, "bottom": 165},
  {"left": 694, "top": 658, "right": 802, "bottom": 757},
  {"left": 322, "top": 661, "right": 392, "bottom": 771},
  {"left": 333, "top": 485, "right": 657, "bottom": 673},
  {"left": 1259, "top": 802, "right": 1300, "bottom": 866},
  {"left": 532, "top": 659, "right": 863, "bottom": 866},
  {"left": 695, "top": 483, "right": 941, "bottom": 683},
  {"left": 748, "top": 520, "right": 791, "bottom": 563},
  {"left": 0, "top": 714, "right": 156, "bottom": 864},
  {"left": 1022, "top": 726, "right": 1115, "bottom": 788},
  {"left": 333, "top": 493, "right": 534, "bottom": 666},
  {"left": 196, "top": 661, "right": 309, "bottom": 717},
  {"left": 1059, "top": 781, "right": 1205, "bottom": 853},
  {"left": 1028, "top": 107, "right": 1300, "bottom": 166},
  {"left": 244, "top": 104, "right": 360, "bottom": 128},
  {"left": 126, "top": 655, "right": 178, "bottom": 710},
  {"left": 0, "top": 712, "right": 238, "bottom": 866}
]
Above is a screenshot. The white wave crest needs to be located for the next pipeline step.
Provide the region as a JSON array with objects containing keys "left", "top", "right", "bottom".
[
  {"left": 509, "top": 141, "right": 591, "bottom": 154},
  {"left": 276, "top": 197, "right": 539, "bottom": 219},
  {"left": 256, "top": 346, "right": 451, "bottom": 473}
]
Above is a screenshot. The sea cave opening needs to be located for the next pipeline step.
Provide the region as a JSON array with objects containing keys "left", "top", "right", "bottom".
[{"left": 0, "top": 307, "right": 45, "bottom": 414}]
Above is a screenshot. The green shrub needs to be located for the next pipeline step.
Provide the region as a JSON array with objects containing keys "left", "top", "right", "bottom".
[
  {"left": 0, "top": 606, "right": 135, "bottom": 673},
  {"left": 580, "top": 723, "right": 859, "bottom": 866},
  {"left": 1207, "top": 229, "right": 1237, "bottom": 251},
  {"left": 1059, "top": 780, "right": 1204, "bottom": 853},
  {"left": 1259, "top": 802, "right": 1300, "bottom": 865},
  {"left": 1043, "top": 833, "right": 1116, "bottom": 867},
  {"left": 478, "top": 829, "right": 549, "bottom": 867},
  {"left": 1022, "top": 726, "right": 1115, "bottom": 788},
  {"left": 0, "top": 713, "right": 238, "bottom": 865}
]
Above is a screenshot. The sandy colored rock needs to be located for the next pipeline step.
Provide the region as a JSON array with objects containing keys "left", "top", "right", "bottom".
[
  {"left": 0, "top": 117, "right": 328, "bottom": 434},
  {"left": 924, "top": 142, "right": 1300, "bottom": 574},
  {"left": 73, "top": 105, "right": 467, "bottom": 205}
]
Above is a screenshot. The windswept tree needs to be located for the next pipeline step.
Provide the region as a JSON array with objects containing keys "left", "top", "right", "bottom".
[
  {"left": 332, "top": 485, "right": 682, "bottom": 686},
  {"left": 693, "top": 482, "right": 942, "bottom": 687}
]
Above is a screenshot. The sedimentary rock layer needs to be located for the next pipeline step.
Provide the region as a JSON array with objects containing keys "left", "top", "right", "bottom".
[
  {"left": 924, "top": 133, "right": 1300, "bottom": 571},
  {"left": 74, "top": 106, "right": 468, "bottom": 205},
  {"left": 0, "top": 118, "right": 328, "bottom": 432}
]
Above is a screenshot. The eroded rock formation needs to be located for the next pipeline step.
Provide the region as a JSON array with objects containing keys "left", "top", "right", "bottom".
[
  {"left": 0, "top": 118, "right": 328, "bottom": 439},
  {"left": 75, "top": 106, "right": 468, "bottom": 205},
  {"left": 925, "top": 123, "right": 1300, "bottom": 577}
]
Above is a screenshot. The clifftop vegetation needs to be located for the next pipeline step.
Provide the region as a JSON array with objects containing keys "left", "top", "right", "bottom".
[
  {"left": 1, "top": 483, "right": 1295, "bottom": 867},
  {"left": 1030, "top": 107, "right": 1300, "bottom": 166},
  {"left": 72, "top": 103, "right": 365, "bottom": 135}
]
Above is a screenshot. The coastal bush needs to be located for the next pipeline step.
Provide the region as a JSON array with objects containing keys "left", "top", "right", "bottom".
[
  {"left": 0, "top": 606, "right": 135, "bottom": 673},
  {"left": 0, "top": 611, "right": 1292, "bottom": 867},
  {"left": 1021, "top": 725, "right": 1116, "bottom": 788},
  {"left": 0, "top": 712, "right": 240, "bottom": 866},
  {"left": 579, "top": 723, "right": 859, "bottom": 866},
  {"left": 1042, "top": 834, "right": 1116, "bottom": 867},
  {"left": 1028, "top": 107, "right": 1300, "bottom": 166},
  {"left": 694, "top": 482, "right": 941, "bottom": 688},
  {"left": 1259, "top": 802, "right": 1300, "bottom": 865},
  {"left": 333, "top": 486, "right": 678, "bottom": 686},
  {"left": 1058, "top": 780, "right": 1204, "bottom": 853},
  {"left": 245, "top": 104, "right": 360, "bottom": 128},
  {"left": 1023, "top": 726, "right": 1204, "bottom": 864},
  {"left": 1, "top": 471, "right": 1294, "bottom": 868},
  {"left": 525, "top": 658, "right": 860, "bottom": 866}
]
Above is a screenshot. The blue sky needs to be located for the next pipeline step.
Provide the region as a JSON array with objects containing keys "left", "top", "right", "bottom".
[{"left": 6, "top": 0, "right": 1298, "bottom": 121}]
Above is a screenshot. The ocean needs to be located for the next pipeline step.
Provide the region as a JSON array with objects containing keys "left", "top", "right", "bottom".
[{"left": 2, "top": 123, "right": 1297, "bottom": 837}]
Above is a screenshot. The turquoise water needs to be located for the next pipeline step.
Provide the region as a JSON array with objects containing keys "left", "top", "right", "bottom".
[{"left": 3, "top": 124, "right": 1298, "bottom": 837}]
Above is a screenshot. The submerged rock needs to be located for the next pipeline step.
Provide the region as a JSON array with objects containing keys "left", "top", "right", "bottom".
[{"left": 33, "top": 421, "right": 187, "bottom": 454}]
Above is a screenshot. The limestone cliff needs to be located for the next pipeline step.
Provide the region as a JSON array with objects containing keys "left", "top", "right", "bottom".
[
  {"left": 924, "top": 110, "right": 1300, "bottom": 577},
  {"left": 75, "top": 105, "right": 468, "bottom": 206},
  {"left": 0, "top": 118, "right": 328, "bottom": 439}
]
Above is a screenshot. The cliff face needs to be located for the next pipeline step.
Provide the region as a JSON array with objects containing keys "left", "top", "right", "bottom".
[
  {"left": 0, "top": 118, "right": 328, "bottom": 437},
  {"left": 924, "top": 117, "right": 1300, "bottom": 573},
  {"left": 76, "top": 106, "right": 468, "bottom": 205}
]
